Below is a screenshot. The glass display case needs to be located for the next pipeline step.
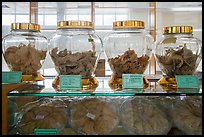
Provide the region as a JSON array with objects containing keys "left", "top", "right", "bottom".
[{"left": 2, "top": 2, "right": 202, "bottom": 136}]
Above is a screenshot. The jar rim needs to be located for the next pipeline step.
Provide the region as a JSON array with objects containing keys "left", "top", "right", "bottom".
[
  {"left": 113, "top": 20, "right": 145, "bottom": 29},
  {"left": 163, "top": 26, "right": 193, "bottom": 34},
  {"left": 57, "top": 21, "right": 94, "bottom": 29},
  {"left": 11, "top": 23, "right": 40, "bottom": 31}
]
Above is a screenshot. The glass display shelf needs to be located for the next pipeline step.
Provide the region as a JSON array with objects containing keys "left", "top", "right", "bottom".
[
  {"left": 4, "top": 76, "right": 202, "bottom": 135},
  {"left": 7, "top": 76, "right": 202, "bottom": 97}
]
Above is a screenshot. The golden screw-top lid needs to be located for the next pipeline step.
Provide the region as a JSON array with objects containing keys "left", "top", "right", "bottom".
[
  {"left": 163, "top": 26, "right": 193, "bottom": 34},
  {"left": 11, "top": 23, "right": 40, "bottom": 31},
  {"left": 57, "top": 21, "right": 94, "bottom": 29},
  {"left": 113, "top": 20, "right": 145, "bottom": 29}
]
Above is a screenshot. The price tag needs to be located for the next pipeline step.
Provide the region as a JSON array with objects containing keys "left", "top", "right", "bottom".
[
  {"left": 122, "top": 74, "right": 144, "bottom": 89},
  {"left": 175, "top": 75, "right": 199, "bottom": 88},
  {"left": 34, "top": 129, "right": 58, "bottom": 135},
  {"left": 86, "top": 113, "right": 95, "bottom": 120},
  {"left": 60, "top": 75, "right": 82, "bottom": 90},
  {"left": 2, "top": 71, "right": 22, "bottom": 84}
]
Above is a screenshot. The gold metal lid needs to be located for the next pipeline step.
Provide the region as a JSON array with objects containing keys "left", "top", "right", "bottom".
[
  {"left": 11, "top": 23, "right": 40, "bottom": 31},
  {"left": 57, "top": 21, "right": 94, "bottom": 29},
  {"left": 163, "top": 26, "right": 193, "bottom": 34},
  {"left": 113, "top": 20, "right": 145, "bottom": 29}
]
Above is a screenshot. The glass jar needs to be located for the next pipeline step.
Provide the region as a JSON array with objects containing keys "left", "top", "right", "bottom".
[
  {"left": 50, "top": 21, "right": 102, "bottom": 90},
  {"left": 155, "top": 26, "right": 202, "bottom": 90},
  {"left": 2, "top": 23, "right": 48, "bottom": 82},
  {"left": 103, "top": 20, "right": 153, "bottom": 90}
]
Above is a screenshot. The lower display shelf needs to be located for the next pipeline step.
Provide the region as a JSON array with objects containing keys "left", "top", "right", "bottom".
[
  {"left": 4, "top": 76, "right": 202, "bottom": 135},
  {"left": 7, "top": 96, "right": 202, "bottom": 135}
]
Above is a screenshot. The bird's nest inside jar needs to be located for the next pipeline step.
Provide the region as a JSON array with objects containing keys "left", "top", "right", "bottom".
[
  {"left": 3, "top": 43, "right": 47, "bottom": 82},
  {"left": 108, "top": 49, "right": 150, "bottom": 90},
  {"left": 155, "top": 44, "right": 199, "bottom": 77},
  {"left": 50, "top": 48, "right": 98, "bottom": 91}
]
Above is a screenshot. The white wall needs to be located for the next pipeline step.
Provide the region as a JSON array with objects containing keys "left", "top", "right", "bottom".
[
  {"left": 156, "top": 11, "right": 202, "bottom": 41},
  {"left": 156, "top": 10, "right": 202, "bottom": 72}
]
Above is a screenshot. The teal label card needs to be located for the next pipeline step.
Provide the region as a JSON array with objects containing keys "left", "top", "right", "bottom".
[
  {"left": 34, "top": 129, "right": 58, "bottom": 135},
  {"left": 175, "top": 75, "right": 199, "bottom": 88},
  {"left": 122, "top": 74, "right": 144, "bottom": 89},
  {"left": 177, "top": 88, "right": 200, "bottom": 94},
  {"left": 2, "top": 71, "right": 22, "bottom": 84},
  {"left": 60, "top": 75, "right": 82, "bottom": 90},
  {"left": 123, "top": 88, "right": 144, "bottom": 93}
]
